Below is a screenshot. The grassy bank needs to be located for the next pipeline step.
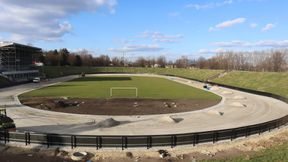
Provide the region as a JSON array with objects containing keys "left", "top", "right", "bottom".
[
  {"left": 201, "top": 142, "right": 288, "bottom": 162},
  {"left": 0, "top": 76, "right": 11, "bottom": 88},
  {"left": 213, "top": 71, "right": 288, "bottom": 98},
  {"left": 39, "top": 66, "right": 223, "bottom": 82}
]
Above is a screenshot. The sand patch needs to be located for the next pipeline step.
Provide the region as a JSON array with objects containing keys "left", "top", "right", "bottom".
[
  {"left": 221, "top": 91, "right": 233, "bottom": 95},
  {"left": 232, "top": 95, "right": 247, "bottom": 100},
  {"left": 210, "top": 86, "right": 220, "bottom": 91}
]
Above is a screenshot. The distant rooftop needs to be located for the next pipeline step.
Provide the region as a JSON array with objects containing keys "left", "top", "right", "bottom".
[
  {"left": 0, "top": 42, "right": 41, "bottom": 50},
  {"left": 0, "top": 41, "right": 13, "bottom": 47}
]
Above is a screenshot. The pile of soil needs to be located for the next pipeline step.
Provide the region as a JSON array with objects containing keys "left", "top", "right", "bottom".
[{"left": 20, "top": 97, "right": 220, "bottom": 115}]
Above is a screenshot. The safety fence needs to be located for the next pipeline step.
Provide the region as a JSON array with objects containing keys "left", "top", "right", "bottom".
[{"left": 1, "top": 78, "right": 288, "bottom": 149}]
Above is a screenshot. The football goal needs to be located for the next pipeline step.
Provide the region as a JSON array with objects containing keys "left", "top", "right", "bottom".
[{"left": 110, "top": 87, "right": 138, "bottom": 98}]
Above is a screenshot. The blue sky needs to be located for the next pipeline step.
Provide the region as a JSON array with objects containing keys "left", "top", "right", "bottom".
[{"left": 0, "top": 0, "right": 287, "bottom": 60}]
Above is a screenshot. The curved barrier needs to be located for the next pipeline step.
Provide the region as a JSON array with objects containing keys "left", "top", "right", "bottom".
[{"left": 1, "top": 79, "right": 288, "bottom": 149}]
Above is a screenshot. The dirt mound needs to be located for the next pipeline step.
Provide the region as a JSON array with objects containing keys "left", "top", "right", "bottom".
[
  {"left": 96, "top": 118, "right": 120, "bottom": 128},
  {"left": 230, "top": 102, "right": 247, "bottom": 107},
  {"left": 207, "top": 110, "right": 224, "bottom": 116},
  {"left": 158, "top": 116, "right": 181, "bottom": 124}
]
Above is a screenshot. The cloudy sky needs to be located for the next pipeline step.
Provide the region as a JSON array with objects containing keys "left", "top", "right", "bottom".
[{"left": 0, "top": 0, "right": 287, "bottom": 60}]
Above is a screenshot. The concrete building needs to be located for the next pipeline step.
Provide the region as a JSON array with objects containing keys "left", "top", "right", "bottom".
[{"left": 0, "top": 42, "right": 41, "bottom": 82}]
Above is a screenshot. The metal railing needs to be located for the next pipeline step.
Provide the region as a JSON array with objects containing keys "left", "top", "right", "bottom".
[{"left": 1, "top": 80, "right": 288, "bottom": 149}]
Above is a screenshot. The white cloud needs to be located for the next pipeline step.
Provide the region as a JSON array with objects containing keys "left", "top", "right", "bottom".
[
  {"left": 198, "top": 48, "right": 226, "bottom": 54},
  {"left": 139, "top": 31, "right": 183, "bottom": 43},
  {"left": 254, "top": 40, "right": 288, "bottom": 47},
  {"left": 209, "top": 18, "right": 246, "bottom": 31},
  {"left": 262, "top": 23, "right": 276, "bottom": 31},
  {"left": 213, "top": 40, "right": 288, "bottom": 48},
  {"left": 186, "top": 0, "right": 233, "bottom": 10},
  {"left": 213, "top": 40, "right": 249, "bottom": 47},
  {"left": 108, "top": 44, "right": 164, "bottom": 53},
  {"left": 0, "top": 0, "right": 117, "bottom": 42},
  {"left": 250, "top": 23, "right": 258, "bottom": 28}
]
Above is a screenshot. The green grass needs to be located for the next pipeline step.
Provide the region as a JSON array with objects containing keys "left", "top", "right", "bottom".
[
  {"left": 20, "top": 76, "right": 220, "bottom": 100},
  {"left": 213, "top": 71, "right": 288, "bottom": 98},
  {"left": 201, "top": 142, "right": 288, "bottom": 162},
  {"left": 0, "top": 76, "right": 10, "bottom": 88},
  {"left": 39, "top": 66, "right": 223, "bottom": 81}
]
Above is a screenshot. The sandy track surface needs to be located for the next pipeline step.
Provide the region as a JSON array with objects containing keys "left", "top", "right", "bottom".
[{"left": 0, "top": 74, "right": 288, "bottom": 135}]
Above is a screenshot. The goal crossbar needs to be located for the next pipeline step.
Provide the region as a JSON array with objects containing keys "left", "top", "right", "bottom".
[{"left": 110, "top": 87, "right": 138, "bottom": 98}]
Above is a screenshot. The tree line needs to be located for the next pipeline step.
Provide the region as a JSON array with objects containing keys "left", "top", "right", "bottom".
[{"left": 39, "top": 49, "right": 288, "bottom": 72}]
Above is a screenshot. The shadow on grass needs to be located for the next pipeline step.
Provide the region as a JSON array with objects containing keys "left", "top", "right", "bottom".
[
  {"left": 48, "top": 84, "right": 84, "bottom": 88},
  {"left": 70, "top": 77, "right": 132, "bottom": 82}
]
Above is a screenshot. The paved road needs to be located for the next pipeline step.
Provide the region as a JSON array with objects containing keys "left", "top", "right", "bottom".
[{"left": 1, "top": 74, "right": 287, "bottom": 135}]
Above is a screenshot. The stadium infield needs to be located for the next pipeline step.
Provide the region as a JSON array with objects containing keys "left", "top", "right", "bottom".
[{"left": 19, "top": 76, "right": 221, "bottom": 115}]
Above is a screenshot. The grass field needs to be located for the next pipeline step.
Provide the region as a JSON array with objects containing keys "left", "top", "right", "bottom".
[
  {"left": 213, "top": 71, "right": 288, "bottom": 98},
  {"left": 20, "top": 76, "right": 220, "bottom": 100},
  {"left": 39, "top": 66, "right": 223, "bottom": 81},
  {"left": 201, "top": 142, "right": 288, "bottom": 162}
]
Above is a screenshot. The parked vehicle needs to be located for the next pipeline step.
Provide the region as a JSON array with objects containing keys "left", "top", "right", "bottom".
[{"left": 32, "top": 77, "right": 41, "bottom": 83}]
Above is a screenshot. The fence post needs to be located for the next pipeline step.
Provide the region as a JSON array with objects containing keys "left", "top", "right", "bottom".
[
  {"left": 25, "top": 132, "right": 31, "bottom": 145},
  {"left": 193, "top": 133, "right": 199, "bottom": 146},
  {"left": 71, "top": 136, "right": 74, "bottom": 149},
  {"left": 96, "top": 136, "right": 99, "bottom": 150},
  {"left": 146, "top": 136, "right": 152, "bottom": 149},
  {"left": 46, "top": 135, "right": 50, "bottom": 148},
  {"left": 71, "top": 135, "right": 76, "bottom": 149},
  {"left": 3, "top": 131, "right": 8, "bottom": 144},
  {"left": 213, "top": 132, "right": 218, "bottom": 143},
  {"left": 99, "top": 136, "right": 102, "bottom": 149},
  {"left": 122, "top": 136, "right": 128, "bottom": 150},
  {"left": 95, "top": 136, "right": 102, "bottom": 150},
  {"left": 230, "top": 129, "right": 235, "bottom": 141},
  {"left": 192, "top": 134, "right": 195, "bottom": 146},
  {"left": 171, "top": 135, "right": 177, "bottom": 148}
]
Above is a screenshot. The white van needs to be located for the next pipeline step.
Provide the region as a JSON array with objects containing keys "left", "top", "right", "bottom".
[{"left": 32, "top": 77, "right": 41, "bottom": 83}]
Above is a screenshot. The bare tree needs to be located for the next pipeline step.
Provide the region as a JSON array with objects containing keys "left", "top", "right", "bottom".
[
  {"left": 175, "top": 56, "right": 189, "bottom": 68},
  {"left": 156, "top": 56, "right": 167, "bottom": 68}
]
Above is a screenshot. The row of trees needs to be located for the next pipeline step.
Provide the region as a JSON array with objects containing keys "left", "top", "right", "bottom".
[
  {"left": 195, "top": 50, "right": 288, "bottom": 72},
  {"left": 39, "top": 49, "right": 288, "bottom": 72},
  {"left": 40, "top": 49, "right": 169, "bottom": 68}
]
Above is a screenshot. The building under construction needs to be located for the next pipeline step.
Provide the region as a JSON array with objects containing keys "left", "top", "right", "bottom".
[{"left": 0, "top": 42, "right": 41, "bottom": 82}]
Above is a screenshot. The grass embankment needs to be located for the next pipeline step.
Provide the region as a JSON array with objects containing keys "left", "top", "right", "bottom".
[
  {"left": 21, "top": 76, "right": 220, "bottom": 100},
  {"left": 201, "top": 142, "right": 288, "bottom": 162},
  {"left": 39, "top": 66, "right": 223, "bottom": 82},
  {"left": 0, "top": 76, "right": 11, "bottom": 88},
  {"left": 213, "top": 71, "right": 288, "bottom": 98}
]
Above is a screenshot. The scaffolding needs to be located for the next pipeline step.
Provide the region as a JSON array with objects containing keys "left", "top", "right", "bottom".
[
  {"left": 0, "top": 43, "right": 41, "bottom": 71},
  {"left": 0, "top": 43, "right": 42, "bottom": 82}
]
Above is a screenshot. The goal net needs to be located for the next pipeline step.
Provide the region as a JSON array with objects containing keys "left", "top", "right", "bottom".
[{"left": 110, "top": 87, "right": 138, "bottom": 98}]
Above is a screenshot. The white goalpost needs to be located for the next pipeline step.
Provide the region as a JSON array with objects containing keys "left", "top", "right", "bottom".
[{"left": 110, "top": 87, "right": 138, "bottom": 98}]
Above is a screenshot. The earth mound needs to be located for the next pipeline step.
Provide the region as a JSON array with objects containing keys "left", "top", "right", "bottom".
[{"left": 96, "top": 118, "right": 121, "bottom": 128}]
